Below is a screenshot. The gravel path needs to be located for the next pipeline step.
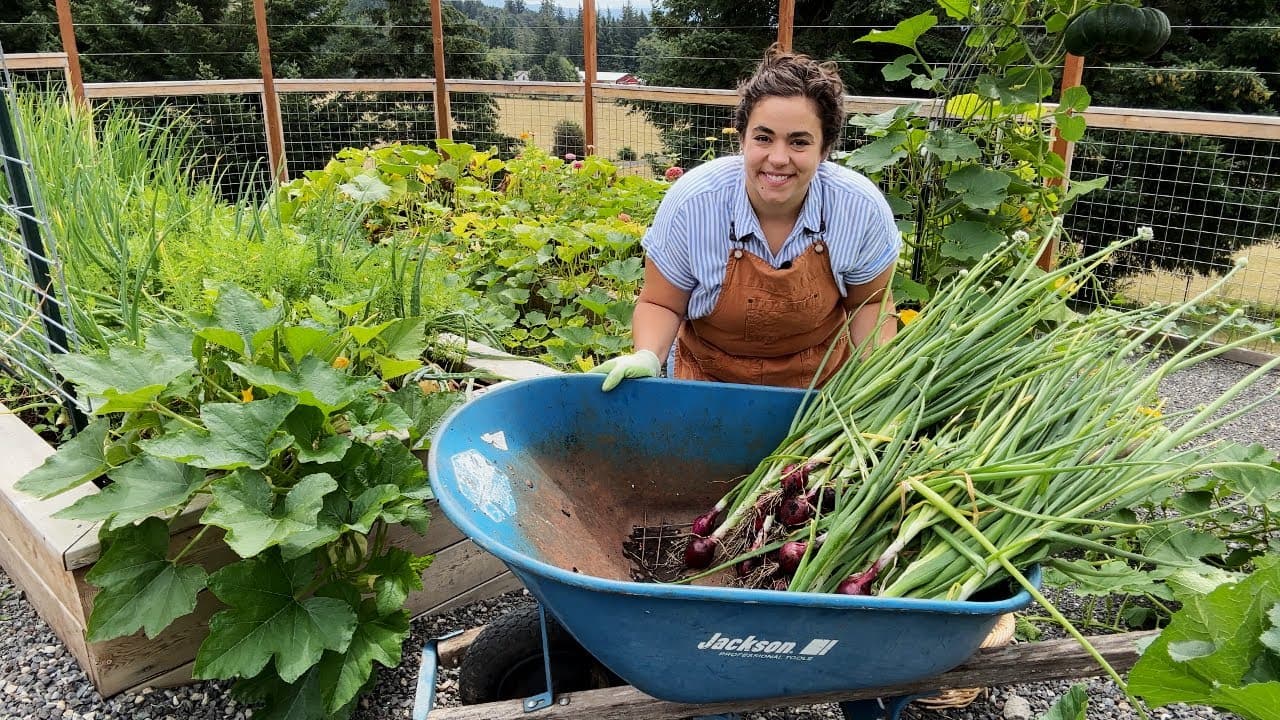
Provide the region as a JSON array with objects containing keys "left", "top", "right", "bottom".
[{"left": 2, "top": 357, "right": 1275, "bottom": 720}]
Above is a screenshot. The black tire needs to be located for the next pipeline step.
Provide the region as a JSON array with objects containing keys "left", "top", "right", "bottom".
[{"left": 457, "top": 604, "right": 623, "bottom": 705}]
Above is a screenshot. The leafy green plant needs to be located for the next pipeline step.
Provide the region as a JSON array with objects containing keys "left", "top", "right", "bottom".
[
  {"left": 278, "top": 138, "right": 668, "bottom": 368},
  {"left": 15, "top": 285, "right": 466, "bottom": 718},
  {"left": 1127, "top": 557, "right": 1280, "bottom": 719},
  {"left": 842, "top": 0, "right": 1111, "bottom": 303},
  {"left": 16, "top": 95, "right": 475, "bottom": 350}
]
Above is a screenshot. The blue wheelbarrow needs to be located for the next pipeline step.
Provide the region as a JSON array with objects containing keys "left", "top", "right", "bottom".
[{"left": 419, "top": 375, "right": 1036, "bottom": 718}]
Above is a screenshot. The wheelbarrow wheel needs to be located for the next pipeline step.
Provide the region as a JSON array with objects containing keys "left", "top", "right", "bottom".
[{"left": 457, "top": 604, "right": 623, "bottom": 705}]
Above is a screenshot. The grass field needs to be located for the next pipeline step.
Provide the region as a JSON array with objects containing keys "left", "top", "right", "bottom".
[
  {"left": 493, "top": 96, "right": 667, "bottom": 168},
  {"left": 1119, "top": 239, "right": 1280, "bottom": 316}
]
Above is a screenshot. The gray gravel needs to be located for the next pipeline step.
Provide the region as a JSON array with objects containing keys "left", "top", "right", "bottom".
[{"left": 2, "top": 356, "right": 1274, "bottom": 720}]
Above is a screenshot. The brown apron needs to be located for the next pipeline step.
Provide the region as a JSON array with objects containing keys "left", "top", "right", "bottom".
[{"left": 674, "top": 240, "right": 851, "bottom": 388}]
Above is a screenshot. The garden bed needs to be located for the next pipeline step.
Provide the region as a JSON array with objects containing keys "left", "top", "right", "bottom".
[{"left": 0, "top": 339, "right": 555, "bottom": 698}]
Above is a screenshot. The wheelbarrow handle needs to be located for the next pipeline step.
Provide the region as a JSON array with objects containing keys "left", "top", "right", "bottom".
[{"left": 412, "top": 629, "right": 464, "bottom": 720}]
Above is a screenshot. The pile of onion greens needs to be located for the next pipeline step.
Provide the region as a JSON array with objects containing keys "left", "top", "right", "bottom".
[{"left": 680, "top": 234, "right": 1280, "bottom": 686}]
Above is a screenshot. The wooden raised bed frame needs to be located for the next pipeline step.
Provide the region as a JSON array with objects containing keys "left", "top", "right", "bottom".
[{"left": 0, "top": 339, "right": 557, "bottom": 697}]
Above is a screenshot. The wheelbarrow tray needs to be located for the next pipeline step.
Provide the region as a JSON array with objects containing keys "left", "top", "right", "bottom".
[{"left": 428, "top": 375, "right": 1035, "bottom": 705}]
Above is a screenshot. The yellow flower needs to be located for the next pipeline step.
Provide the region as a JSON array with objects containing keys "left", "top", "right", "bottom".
[
  {"left": 721, "top": 127, "right": 738, "bottom": 135},
  {"left": 519, "top": 131, "right": 532, "bottom": 141},
  {"left": 1018, "top": 206, "right": 1033, "bottom": 223},
  {"left": 1136, "top": 400, "right": 1165, "bottom": 419},
  {"left": 899, "top": 309, "right": 919, "bottom": 326},
  {"left": 332, "top": 356, "right": 351, "bottom": 369},
  {"left": 241, "top": 388, "right": 254, "bottom": 402}
]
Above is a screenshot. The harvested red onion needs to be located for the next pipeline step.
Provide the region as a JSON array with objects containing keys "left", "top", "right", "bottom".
[
  {"left": 684, "top": 536, "right": 718, "bottom": 569},
  {"left": 690, "top": 507, "right": 720, "bottom": 537},
  {"left": 776, "top": 495, "right": 812, "bottom": 527},
  {"left": 776, "top": 541, "right": 808, "bottom": 575}
]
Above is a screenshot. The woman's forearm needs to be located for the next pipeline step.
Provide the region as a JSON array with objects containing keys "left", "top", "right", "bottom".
[
  {"left": 632, "top": 300, "right": 683, "bottom": 360},
  {"left": 849, "top": 300, "right": 896, "bottom": 355}
]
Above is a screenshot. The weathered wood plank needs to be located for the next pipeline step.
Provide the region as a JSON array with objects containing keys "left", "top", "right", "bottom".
[
  {"left": 3, "top": 52, "right": 69, "bottom": 70},
  {"left": 0, "top": 404, "right": 99, "bottom": 575},
  {"left": 421, "top": 570, "right": 523, "bottom": 620},
  {"left": 0, "top": 515, "right": 92, "bottom": 675},
  {"left": 408, "top": 539, "right": 511, "bottom": 616},
  {"left": 425, "top": 631, "right": 1157, "bottom": 720}
]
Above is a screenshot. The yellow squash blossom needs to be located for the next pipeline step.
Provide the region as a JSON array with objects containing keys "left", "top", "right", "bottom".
[
  {"left": 241, "top": 388, "right": 254, "bottom": 402},
  {"left": 899, "top": 309, "right": 920, "bottom": 326},
  {"left": 332, "top": 356, "right": 351, "bottom": 369}
]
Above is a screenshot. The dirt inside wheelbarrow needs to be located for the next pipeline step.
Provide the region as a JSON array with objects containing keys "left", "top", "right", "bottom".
[{"left": 502, "top": 442, "right": 744, "bottom": 586}]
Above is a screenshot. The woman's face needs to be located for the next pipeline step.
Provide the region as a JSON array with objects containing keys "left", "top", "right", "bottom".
[{"left": 741, "top": 95, "right": 824, "bottom": 218}]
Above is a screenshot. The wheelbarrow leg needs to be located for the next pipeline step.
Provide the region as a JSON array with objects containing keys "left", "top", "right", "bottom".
[
  {"left": 838, "top": 694, "right": 929, "bottom": 720},
  {"left": 521, "top": 604, "right": 557, "bottom": 713},
  {"left": 412, "top": 629, "right": 464, "bottom": 720}
]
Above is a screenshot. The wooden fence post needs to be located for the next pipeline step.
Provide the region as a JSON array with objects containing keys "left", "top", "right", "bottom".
[
  {"left": 582, "top": 0, "right": 597, "bottom": 152},
  {"left": 777, "top": 0, "right": 795, "bottom": 51},
  {"left": 1038, "top": 52, "right": 1085, "bottom": 271},
  {"left": 52, "top": 0, "right": 85, "bottom": 105},
  {"left": 430, "top": 0, "right": 452, "bottom": 142},
  {"left": 252, "top": 0, "right": 288, "bottom": 182}
]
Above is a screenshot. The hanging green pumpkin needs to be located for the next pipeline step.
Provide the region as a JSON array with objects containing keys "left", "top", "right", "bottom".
[{"left": 1063, "top": 4, "right": 1172, "bottom": 60}]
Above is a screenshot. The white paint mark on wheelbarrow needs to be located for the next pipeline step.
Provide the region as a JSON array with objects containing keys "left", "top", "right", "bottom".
[
  {"left": 452, "top": 449, "right": 516, "bottom": 522},
  {"left": 480, "top": 430, "right": 508, "bottom": 451}
]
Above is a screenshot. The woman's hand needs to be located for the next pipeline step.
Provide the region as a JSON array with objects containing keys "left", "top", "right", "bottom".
[{"left": 591, "top": 350, "right": 662, "bottom": 391}]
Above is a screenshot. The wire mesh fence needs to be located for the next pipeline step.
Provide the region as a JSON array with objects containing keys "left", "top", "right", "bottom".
[
  {"left": 0, "top": 48, "right": 84, "bottom": 417},
  {"left": 280, "top": 87, "right": 439, "bottom": 174},
  {"left": 90, "top": 90, "right": 273, "bottom": 197},
  {"left": 1065, "top": 129, "right": 1280, "bottom": 342}
]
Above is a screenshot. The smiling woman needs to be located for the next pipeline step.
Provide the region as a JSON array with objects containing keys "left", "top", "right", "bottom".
[{"left": 591, "top": 44, "right": 901, "bottom": 392}]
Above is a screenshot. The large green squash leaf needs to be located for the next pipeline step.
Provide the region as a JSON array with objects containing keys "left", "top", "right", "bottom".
[
  {"left": 55, "top": 456, "right": 206, "bottom": 530},
  {"left": 16, "top": 419, "right": 111, "bottom": 498},
  {"left": 314, "top": 587, "right": 409, "bottom": 714},
  {"left": 140, "top": 394, "right": 297, "bottom": 469},
  {"left": 194, "top": 551, "right": 356, "bottom": 683},
  {"left": 193, "top": 284, "right": 284, "bottom": 357},
  {"left": 202, "top": 470, "right": 338, "bottom": 559},
  {"left": 53, "top": 346, "right": 194, "bottom": 413},
  {"left": 228, "top": 356, "right": 381, "bottom": 414},
  {"left": 1128, "top": 559, "right": 1280, "bottom": 719},
  {"left": 84, "top": 517, "right": 208, "bottom": 641}
]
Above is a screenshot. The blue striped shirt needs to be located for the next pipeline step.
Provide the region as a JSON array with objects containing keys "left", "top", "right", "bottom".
[{"left": 641, "top": 155, "right": 901, "bottom": 319}]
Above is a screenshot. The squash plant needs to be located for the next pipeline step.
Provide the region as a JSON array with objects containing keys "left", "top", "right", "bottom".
[
  {"left": 16, "top": 285, "right": 465, "bottom": 719},
  {"left": 278, "top": 138, "right": 667, "bottom": 369},
  {"left": 843, "top": 0, "right": 1123, "bottom": 302}
]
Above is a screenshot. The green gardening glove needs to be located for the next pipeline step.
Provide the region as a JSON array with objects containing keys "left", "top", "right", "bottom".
[{"left": 590, "top": 350, "right": 661, "bottom": 392}]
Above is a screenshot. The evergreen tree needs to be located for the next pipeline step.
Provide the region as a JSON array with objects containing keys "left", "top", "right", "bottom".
[
  {"left": 532, "top": 0, "right": 562, "bottom": 61},
  {"left": 542, "top": 52, "right": 578, "bottom": 82},
  {"left": 0, "top": 0, "right": 58, "bottom": 55}
]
